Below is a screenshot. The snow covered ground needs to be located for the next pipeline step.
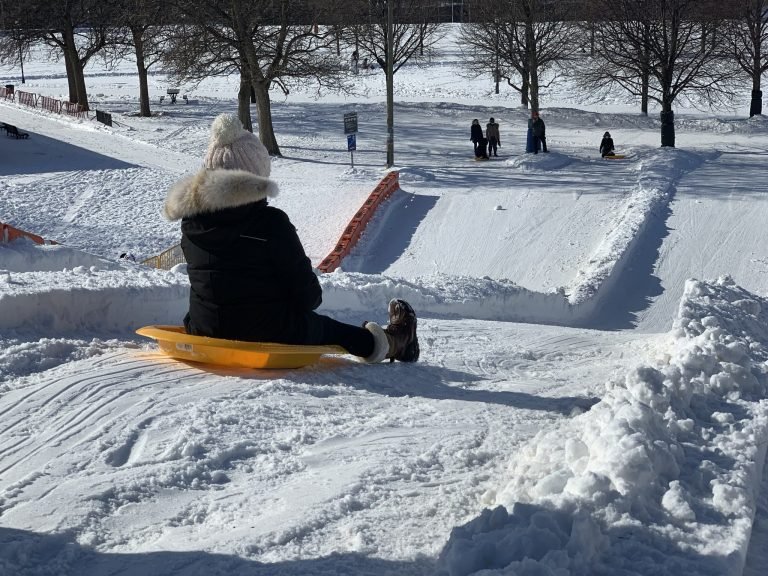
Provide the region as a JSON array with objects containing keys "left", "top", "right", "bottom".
[{"left": 1, "top": 26, "right": 768, "bottom": 576}]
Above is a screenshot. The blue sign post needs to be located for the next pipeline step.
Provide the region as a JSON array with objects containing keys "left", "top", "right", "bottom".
[{"left": 344, "top": 113, "right": 358, "bottom": 168}]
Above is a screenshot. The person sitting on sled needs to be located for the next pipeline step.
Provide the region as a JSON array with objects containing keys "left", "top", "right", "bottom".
[
  {"left": 164, "top": 113, "right": 419, "bottom": 363},
  {"left": 600, "top": 131, "right": 615, "bottom": 157}
]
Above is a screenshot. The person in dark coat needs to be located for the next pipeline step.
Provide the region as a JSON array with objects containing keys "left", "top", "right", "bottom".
[
  {"left": 531, "top": 110, "right": 547, "bottom": 153},
  {"left": 164, "top": 113, "right": 419, "bottom": 363},
  {"left": 476, "top": 137, "right": 489, "bottom": 159},
  {"left": 485, "top": 117, "right": 500, "bottom": 157},
  {"left": 470, "top": 119, "right": 483, "bottom": 154},
  {"left": 600, "top": 131, "right": 615, "bottom": 157}
]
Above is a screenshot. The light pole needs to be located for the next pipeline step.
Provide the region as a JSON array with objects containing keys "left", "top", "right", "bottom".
[
  {"left": 385, "top": 0, "right": 394, "bottom": 167},
  {"left": 18, "top": 39, "right": 25, "bottom": 84},
  {"left": 494, "top": 25, "right": 499, "bottom": 94},
  {"left": 14, "top": 20, "right": 25, "bottom": 84}
]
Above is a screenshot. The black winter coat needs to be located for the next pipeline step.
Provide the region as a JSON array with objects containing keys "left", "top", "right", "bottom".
[
  {"left": 531, "top": 117, "right": 546, "bottom": 138},
  {"left": 164, "top": 168, "right": 322, "bottom": 343},
  {"left": 470, "top": 123, "right": 483, "bottom": 142},
  {"left": 600, "top": 136, "right": 615, "bottom": 156}
]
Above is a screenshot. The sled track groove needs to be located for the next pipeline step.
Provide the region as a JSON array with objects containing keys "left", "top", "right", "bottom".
[
  {"left": 0, "top": 356, "right": 198, "bottom": 476},
  {"left": 0, "top": 356, "right": 161, "bottom": 430}
]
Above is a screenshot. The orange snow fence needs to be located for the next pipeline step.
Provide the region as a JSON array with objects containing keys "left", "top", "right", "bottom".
[
  {"left": 317, "top": 171, "right": 399, "bottom": 273},
  {"left": 0, "top": 221, "right": 57, "bottom": 245}
]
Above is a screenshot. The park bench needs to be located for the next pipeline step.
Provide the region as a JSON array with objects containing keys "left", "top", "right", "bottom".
[{"left": 2, "top": 123, "right": 28, "bottom": 139}]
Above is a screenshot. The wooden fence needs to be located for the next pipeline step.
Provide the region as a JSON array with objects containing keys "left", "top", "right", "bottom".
[{"left": 10, "top": 89, "right": 87, "bottom": 118}]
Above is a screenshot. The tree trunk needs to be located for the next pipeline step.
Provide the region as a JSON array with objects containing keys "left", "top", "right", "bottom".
[
  {"left": 237, "top": 17, "right": 279, "bottom": 155},
  {"left": 386, "top": 63, "right": 394, "bottom": 167},
  {"left": 238, "top": 72, "right": 253, "bottom": 132},
  {"left": 525, "top": 21, "right": 539, "bottom": 110},
  {"left": 385, "top": 0, "right": 394, "bottom": 167},
  {"left": 253, "top": 80, "right": 280, "bottom": 156},
  {"left": 131, "top": 28, "right": 151, "bottom": 117},
  {"left": 521, "top": 71, "right": 529, "bottom": 107},
  {"left": 750, "top": 48, "right": 762, "bottom": 117},
  {"left": 73, "top": 58, "right": 90, "bottom": 111},
  {"left": 62, "top": 24, "right": 89, "bottom": 110},
  {"left": 660, "top": 104, "right": 675, "bottom": 147},
  {"left": 63, "top": 40, "right": 78, "bottom": 103},
  {"left": 529, "top": 68, "right": 539, "bottom": 111},
  {"left": 750, "top": 88, "right": 763, "bottom": 117},
  {"left": 641, "top": 69, "right": 649, "bottom": 115}
]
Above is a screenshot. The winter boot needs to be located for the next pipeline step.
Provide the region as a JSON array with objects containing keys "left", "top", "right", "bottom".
[{"left": 384, "top": 298, "right": 419, "bottom": 362}]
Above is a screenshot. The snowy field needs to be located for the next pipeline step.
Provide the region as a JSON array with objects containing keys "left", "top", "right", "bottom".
[{"left": 1, "top": 27, "right": 768, "bottom": 576}]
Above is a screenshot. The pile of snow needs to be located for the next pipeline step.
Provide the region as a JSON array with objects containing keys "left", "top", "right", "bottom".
[
  {"left": 437, "top": 276, "right": 768, "bottom": 576},
  {"left": 507, "top": 151, "right": 574, "bottom": 172},
  {"left": 0, "top": 241, "right": 577, "bottom": 330},
  {"left": 0, "top": 240, "right": 188, "bottom": 334}
]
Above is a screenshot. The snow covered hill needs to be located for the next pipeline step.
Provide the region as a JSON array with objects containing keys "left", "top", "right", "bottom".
[{"left": 1, "top": 26, "right": 767, "bottom": 576}]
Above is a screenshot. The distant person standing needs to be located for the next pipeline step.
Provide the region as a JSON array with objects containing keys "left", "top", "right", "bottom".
[
  {"left": 600, "top": 131, "right": 615, "bottom": 157},
  {"left": 531, "top": 110, "right": 547, "bottom": 154},
  {"left": 470, "top": 119, "right": 483, "bottom": 155},
  {"left": 351, "top": 50, "right": 359, "bottom": 75},
  {"left": 486, "top": 117, "right": 500, "bottom": 157}
]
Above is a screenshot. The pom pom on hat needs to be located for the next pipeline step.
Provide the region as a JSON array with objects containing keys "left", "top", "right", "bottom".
[{"left": 204, "top": 113, "right": 271, "bottom": 177}]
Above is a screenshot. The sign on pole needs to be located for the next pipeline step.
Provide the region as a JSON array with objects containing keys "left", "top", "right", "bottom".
[
  {"left": 344, "top": 112, "right": 358, "bottom": 135},
  {"left": 344, "top": 112, "right": 358, "bottom": 168}
]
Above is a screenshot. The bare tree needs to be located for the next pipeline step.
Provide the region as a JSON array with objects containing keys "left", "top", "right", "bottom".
[
  {"left": 111, "top": 0, "right": 172, "bottom": 117},
  {"left": 0, "top": 6, "right": 34, "bottom": 85},
  {"left": 28, "top": 0, "right": 120, "bottom": 111},
  {"left": 166, "top": 0, "right": 347, "bottom": 156},
  {"left": 460, "top": 1, "right": 578, "bottom": 110},
  {"left": 727, "top": 0, "right": 768, "bottom": 116},
  {"left": 572, "top": 0, "right": 655, "bottom": 115},
  {"left": 354, "top": 0, "right": 442, "bottom": 166},
  {"left": 577, "top": 0, "right": 733, "bottom": 147}
]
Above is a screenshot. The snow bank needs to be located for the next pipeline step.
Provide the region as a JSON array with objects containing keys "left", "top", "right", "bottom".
[
  {"left": 0, "top": 240, "right": 581, "bottom": 331},
  {"left": 0, "top": 240, "right": 188, "bottom": 334},
  {"left": 319, "top": 272, "right": 575, "bottom": 323},
  {"left": 436, "top": 277, "right": 768, "bottom": 576},
  {"left": 3, "top": 233, "right": 734, "bottom": 336},
  {"left": 566, "top": 148, "right": 705, "bottom": 307}
]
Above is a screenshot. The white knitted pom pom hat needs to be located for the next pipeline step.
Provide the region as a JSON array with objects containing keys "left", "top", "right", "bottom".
[{"left": 204, "top": 113, "right": 271, "bottom": 177}]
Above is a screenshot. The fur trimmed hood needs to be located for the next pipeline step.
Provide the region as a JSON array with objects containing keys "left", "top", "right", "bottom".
[{"left": 164, "top": 169, "right": 279, "bottom": 221}]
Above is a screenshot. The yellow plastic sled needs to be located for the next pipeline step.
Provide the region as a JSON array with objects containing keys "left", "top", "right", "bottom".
[
  {"left": 603, "top": 154, "right": 627, "bottom": 160},
  {"left": 136, "top": 325, "right": 346, "bottom": 369}
]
